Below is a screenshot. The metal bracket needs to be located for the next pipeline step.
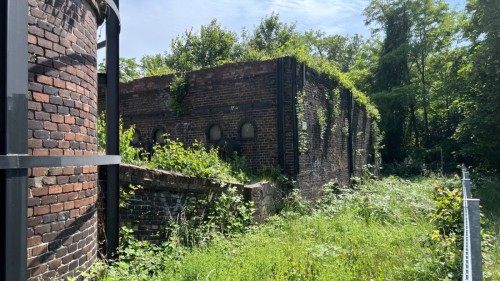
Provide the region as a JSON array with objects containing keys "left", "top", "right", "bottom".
[
  {"left": 0, "top": 155, "right": 121, "bottom": 169},
  {"left": 104, "top": 0, "right": 121, "bottom": 23}
]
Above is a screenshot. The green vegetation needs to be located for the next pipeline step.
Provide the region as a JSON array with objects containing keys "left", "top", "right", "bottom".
[
  {"left": 149, "top": 138, "right": 250, "bottom": 184},
  {"left": 97, "top": 113, "right": 143, "bottom": 165},
  {"left": 97, "top": 113, "right": 251, "bottom": 184},
  {"left": 168, "top": 74, "right": 188, "bottom": 117},
  {"left": 85, "top": 175, "right": 500, "bottom": 280}
]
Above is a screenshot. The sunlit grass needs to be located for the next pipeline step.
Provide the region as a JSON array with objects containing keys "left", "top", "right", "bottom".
[{"left": 92, "top": 176, "right": 499, "bottom": 280}]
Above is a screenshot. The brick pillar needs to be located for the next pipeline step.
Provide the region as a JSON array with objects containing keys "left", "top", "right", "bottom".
[{"left": 27, "top": 0, "right": 105, "bottom": 279}]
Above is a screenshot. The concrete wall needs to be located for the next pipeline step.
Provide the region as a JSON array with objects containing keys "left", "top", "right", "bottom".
[{"left": 27, "top": 0, "right": 105, "bottom": 279}]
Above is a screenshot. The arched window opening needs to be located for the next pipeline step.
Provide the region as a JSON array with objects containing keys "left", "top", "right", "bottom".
[
  {"left": 153, "top": 128, "right": 166, "bottom": 144},
  {"left": 209, "top": 125, "right": 222, "bottom": 141},
  {"left": 240, "top": 122, "right": 255, "bottom": 139}
]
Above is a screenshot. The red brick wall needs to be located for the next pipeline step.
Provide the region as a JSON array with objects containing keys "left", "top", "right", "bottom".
[
  {"left": 27, "top": 0, "right": 104, "bottom": 279},
  {"left": 100, "top": 59, "right": 281, "bottom": 169},
  {"left": 352, "top": 104, "right": 372, "bottom": 178},
  {"left": 295, "top": 67, "right": 351, "bottom": 200},
  {"left": 109, "top": 164, "right": 282, "bottom": 241},
  {"left": 98, "top": 58, "right": 374, "bottom": 202}
]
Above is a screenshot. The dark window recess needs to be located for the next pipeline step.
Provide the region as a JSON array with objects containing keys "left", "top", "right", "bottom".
[
  {"left": 153, "top": 129, "right": 166, "bottom": 144},
  {"left": 240, "top": 122, "right": 255, "bottom": 139},
  {"left": 132, "top": 130, "right": 140, "bottom": 145},
  {"left": 209, "top": 125, "right": 222, "bottom": 141}
]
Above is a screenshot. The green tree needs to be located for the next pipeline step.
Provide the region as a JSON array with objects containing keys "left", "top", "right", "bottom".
[
  {"left": 455, "top": 0, "right": 500, "bottom": 171},
  {"left": 238, "top": 13, "right": 308, "bottom": 61},
  {"left": 166, "top": 19, "right": 238, "bottom": 71},
  {"left": 364, "top": 0, "right": 460, "bottom": 165},
  {"left": 249, "top": 13, "right": 299, "bottom": 56},
  {"left": 140, "top": 53, "right": 172, "bottom": 77},
  {"left": 364, "top": 0, "right": 413, "bottom": 162},
  {"left": 305, "top": 31, "right": 364, "bottom": 72},
  {"left": 98, "top": 57, "right": 141, "bottom": 83},
  {"left": 409, "top": 0, "right": 455, "bottom": 145}
]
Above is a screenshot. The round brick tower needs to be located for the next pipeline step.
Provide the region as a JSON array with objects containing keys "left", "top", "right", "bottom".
[{"left": 27, "top": 0, "right": 106, "bottom": 279}]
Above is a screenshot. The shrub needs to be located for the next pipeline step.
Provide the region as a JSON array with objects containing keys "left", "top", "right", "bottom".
[
  {"left": 428, "top": 177, "right": 463, "bottom": 280},
  {"left": 97, "top": 112, "right": 145, "bottom": 165},
  {"left": 148, "top": 137, "right": 250, "bottom": 184}
]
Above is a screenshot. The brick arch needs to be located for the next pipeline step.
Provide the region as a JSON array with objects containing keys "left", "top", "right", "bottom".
[
  {"left": 205, "top": 121, "right": 225, "bottom": 143},
  {"left": 151, "top": 126, "right": 167, "bottom": 144},
  {"left": 238, "top": 117, "right": 257, "bottom": 140}
]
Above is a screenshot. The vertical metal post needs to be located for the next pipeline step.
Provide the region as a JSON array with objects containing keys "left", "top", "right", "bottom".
[
  {"left": 106, "top": 0, "right": 120, "bottom": 259},
  {"left": 276, "top": 58, "right": 285, "bottom": 171},
  {"left": 0, "top": 0, "right": 28, "bottom": 280},
  {"left": 291, "top": 60, "right": 300, "bottom": 176},
  {"left": 468, "top": 199, "right": 483, "bottom": 281},
  {"left": 462, "top": 165, "right": 471, "bottom": 198},
  {"left": 347, "top": 90, "right": 354, "bottom": 177}
]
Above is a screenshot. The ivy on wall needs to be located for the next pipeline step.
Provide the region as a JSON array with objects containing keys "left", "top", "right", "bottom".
[
  {"left": 316, "top": 107, "right": 327, "bottom": 141},
  {"left": 296, "top": 90, "right": 310, "bottom": 154},
  {"left": 168, "top": 74, "right": 188, "bottom": 117},
  {"left": 327, "top": 88, "right": 341, "bottom": 134}
]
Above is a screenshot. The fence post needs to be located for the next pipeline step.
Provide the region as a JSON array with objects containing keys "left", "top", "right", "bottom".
[
  {"left": 468, "top": 198, "right": 483, "bottom": 281},
  {"left": 461, "top": 165, "right": 482, "bottom": 281}
]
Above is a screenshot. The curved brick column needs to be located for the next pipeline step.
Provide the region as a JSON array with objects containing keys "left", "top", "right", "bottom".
[{"left": 27, "top": 0, "right": 105, "bottom": 279}]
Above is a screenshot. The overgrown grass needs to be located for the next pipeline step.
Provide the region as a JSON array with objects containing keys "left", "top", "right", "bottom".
[{"left": 88, "top": 176, "right": 487, "bottom": 280}]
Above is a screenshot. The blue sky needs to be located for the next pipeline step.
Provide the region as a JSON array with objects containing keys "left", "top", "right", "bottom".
[{"left": 98, "top": 0, "right": 465, "bottom": 61}]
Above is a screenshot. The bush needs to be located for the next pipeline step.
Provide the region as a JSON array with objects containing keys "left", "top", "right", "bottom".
[
  {"left": 97, "top": 112, "right": 144, "bottom": 165},
  {"left": 148, "top": 137, "right": 250, "bottom": 184},
  {"left": 428, "top": 177, "right": 463, "bottom": 280},
  {"left": 98, "top": 114, "right": 252, "bottom": 184}
]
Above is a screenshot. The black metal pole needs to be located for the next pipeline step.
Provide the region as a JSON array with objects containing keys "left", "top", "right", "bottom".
[
  {"left": 276, "top": 58, "right": 285, "bottom": 171},
  {"left": 1, "top": 0, "right": 28, "bottom": 280},
  {"left": 347, "top": 91, "right": 354, "bottom": 178},
  {"left": 106, "top": 0, "right": 120, "bottom": 259}
]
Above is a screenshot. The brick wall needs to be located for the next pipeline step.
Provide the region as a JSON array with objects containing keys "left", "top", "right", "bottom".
[
  {"left": 295, "top": 67, "right": 352, "bottom": 200},
  {"left": 27, "top": 0, "right": 104, "bottom": 279},
  {"left": 108, "top": 164, "right": 282, "bottom": 241},
  {"left": 99, "top": 60, "right": 280, "bottom": 169},
  {"left": 98, "top": 57, "right": 374, "bottom": 203},
  {"left": 352, "top": 104, "right": 372, "bottom": 178}
]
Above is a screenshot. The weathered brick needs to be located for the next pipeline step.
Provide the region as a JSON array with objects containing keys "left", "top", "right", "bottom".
[
  {"left": 64, "top": 116, "right": 75, "bottom": 124},
  {"left": 36, "top": 75, "right": 52, "bottom": 85},
  {"left": 42, "top": 103, "right": 57, "bottom": 113},
  {"left": 48, "top": 185, "right": 62, "bottom": 194},
  {"left": 34, "top": 206, "right": 50, "bottom": 216},
  {"left": 50, "top": 203, "right": 64, "bottom": 213},
  {"left": 33, "top": 92, "right": 49, "bottom": 103},
  {"left": 34, "top": 111, "right": 50, "bottom": 121}
]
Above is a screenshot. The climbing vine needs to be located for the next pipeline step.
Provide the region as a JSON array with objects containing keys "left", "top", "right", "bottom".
[
  {"left": 296, "top": 90, "right": 309, "bottom": 154},
  {"left": 328, "top": 88, "right": 341, "bottom": 134},
  {"left": 316, "top": 107, "right": 327, "bottom": 141},
  {"left": 168, "top": 74, "right": 188, "bottom": 117}
]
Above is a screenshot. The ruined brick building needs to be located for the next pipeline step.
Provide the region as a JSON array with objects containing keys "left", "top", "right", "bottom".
[{"left": 98, "top": 57, "right": 377, "bottom": 200}]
